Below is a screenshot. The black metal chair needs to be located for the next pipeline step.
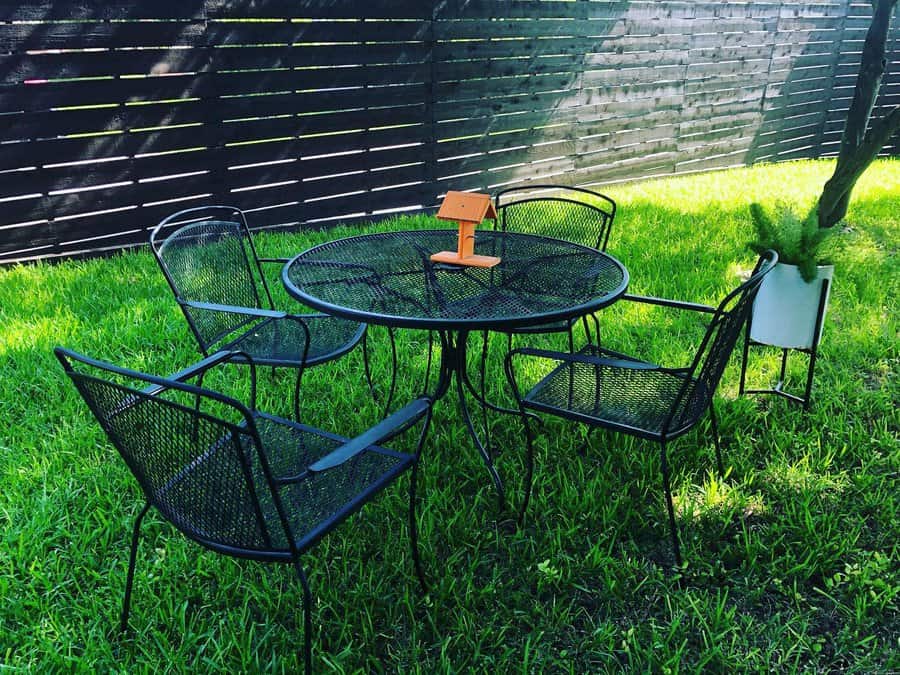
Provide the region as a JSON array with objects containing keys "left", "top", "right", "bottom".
[
  {"left": 494, "top": 185, "right": 617, "bottom": 343},
  {"left": 55, "top": 344, "right": 432, "bottom": 675},
  {"left": 504, "top": 252, "right": 778, "bottom": 565},
  {"left": 467, "top": 186, "right": 617, "bottom": 442},
  {"left": 150, "top": 206, "right": 388, "bottom": 419}
]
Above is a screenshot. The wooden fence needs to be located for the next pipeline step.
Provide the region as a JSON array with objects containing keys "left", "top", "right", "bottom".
[{"left": 1, "top": 0, "right": 898, "bottom": 263}]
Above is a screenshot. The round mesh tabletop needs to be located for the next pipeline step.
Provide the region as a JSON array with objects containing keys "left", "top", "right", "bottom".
[{"left": 282, "top": 230, "right": 629, "bottom": 330}]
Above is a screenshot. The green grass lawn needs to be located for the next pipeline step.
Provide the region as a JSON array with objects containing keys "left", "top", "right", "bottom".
[{"left": 1, "top": 159, "right": 897, "bottom": 672}]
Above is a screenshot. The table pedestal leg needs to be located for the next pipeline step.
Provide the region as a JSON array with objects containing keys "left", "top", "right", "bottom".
[{"left": 429, "top": 330, "right": 505, "bottom": 507}]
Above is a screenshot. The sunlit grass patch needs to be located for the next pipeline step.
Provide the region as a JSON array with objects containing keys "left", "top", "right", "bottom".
[{"left": 0, "top": 159, "right": 897, "bottom": 671}]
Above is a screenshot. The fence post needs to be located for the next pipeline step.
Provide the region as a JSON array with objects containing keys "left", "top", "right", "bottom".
[{"left": 424, "top": 1, "right": 439, "bottom": 210}]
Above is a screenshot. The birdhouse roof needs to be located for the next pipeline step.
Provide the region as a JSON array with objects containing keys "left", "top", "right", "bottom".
[{"left": 436, "top": 191, "right": 497, "bottom": 224}]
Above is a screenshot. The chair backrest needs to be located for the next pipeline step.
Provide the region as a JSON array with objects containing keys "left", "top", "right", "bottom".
[
  {"left": 494, "top": 185, "right": 616, "bottom": 251},
  {"left": 665, "top": 251, "right": 778, "bottom": 434},
  {"left": 55, "top": 347, "right": 292, "bottom": 555},
  {"left": 150, "top": 206, "right": 275, "bottom": 352}
]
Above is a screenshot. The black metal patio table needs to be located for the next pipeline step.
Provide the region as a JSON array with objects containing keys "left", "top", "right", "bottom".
[{"left": 282, "top": 229, "right": 629, "bottom": 504}]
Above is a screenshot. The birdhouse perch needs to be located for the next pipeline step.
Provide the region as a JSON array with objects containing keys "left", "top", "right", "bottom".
[{"left": 430, "top": 191, "right": 501, "bottom": 268}]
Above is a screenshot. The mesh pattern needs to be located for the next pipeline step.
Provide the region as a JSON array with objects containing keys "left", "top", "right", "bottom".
[
  {"left": 692, "top": 277, "right": 759, "bottom": 398},
  {"left": 154, "top": 213, "right": 365, "bottom": 364},
  {"left": 498, "top": 196, "right": 613, "bottom": 250},
  {"left": 226, "top": 315, "right": 362, "bottom": 365},
  {"left": 71, "top": 374, "right": 411, "bottom": 555},
  {"left": 284, "top": 230, "right": 627, "bottom": 330},
  {"left": 520, "top": 260, "right": 773, "bottom": 437},
  {"left": 156, "top": 218, "right": 265, "bottom": 348},
  {"left": 524, "top": 345, "right": 708, "bottom": 437},
  {"left": 73, "top": 375, "right": 275, "bottom": 551},
  {"left": 251, "top": 415, "right": 411, "bottom": 550}
]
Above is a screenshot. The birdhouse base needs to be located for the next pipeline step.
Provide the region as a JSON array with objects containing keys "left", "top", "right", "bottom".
[{"left": 430, "top": 251, "right": 501, "bottom": 268}]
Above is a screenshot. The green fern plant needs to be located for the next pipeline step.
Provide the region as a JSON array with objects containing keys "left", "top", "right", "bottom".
[{"left": 748, "top": 203, "right": 837, "bottom": 282}]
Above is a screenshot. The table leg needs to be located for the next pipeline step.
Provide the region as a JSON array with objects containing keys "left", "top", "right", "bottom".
[{"left": 429, "top": 330, "right": 505, "bottom": 507}]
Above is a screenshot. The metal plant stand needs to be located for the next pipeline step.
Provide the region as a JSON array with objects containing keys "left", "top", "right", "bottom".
[{"left": 739, "top": 277, "right": 830, "bottom": 411}]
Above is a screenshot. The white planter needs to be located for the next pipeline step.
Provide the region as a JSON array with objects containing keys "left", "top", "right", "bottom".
[{"left": 750, "top": 262, "right": 833, "bottom": 350}]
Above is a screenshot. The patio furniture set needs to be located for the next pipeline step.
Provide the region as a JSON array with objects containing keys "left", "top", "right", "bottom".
[{"left": 57, "top": 186, "right": 777, "bottom": 672}]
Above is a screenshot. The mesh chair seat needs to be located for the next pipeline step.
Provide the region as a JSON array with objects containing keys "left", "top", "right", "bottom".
[
  {"left": 159, "top": 413, "right": 412, "bottom": 555},
  {"left": 225, "top": 315, "right": 364, "bottom": 367},
  {"left": 521, "top": 346, "right": 708, "bottom": 441},
  {"left": 252, "top": 414, "right": 413, "bottom": 552}
]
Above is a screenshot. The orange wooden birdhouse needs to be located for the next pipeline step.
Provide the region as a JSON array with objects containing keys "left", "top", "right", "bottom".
[{"left": 430, "top": 191, "right": 501, "bottom": 268}]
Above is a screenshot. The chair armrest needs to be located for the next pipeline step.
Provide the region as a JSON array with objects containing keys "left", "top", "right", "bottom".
[
  {"left": 308, "top": 397, "right": 431, "bottom": 473},
  {"left": 272, "top": 398, "right": 431, "bottom": 485},
  {"left": 142, "top": 350, "right": 258, "bottom": 407},
  {"left": 620, "top": 293, "right": 716, "bottom": 314},
  {"left": 181, "top": 299, "right": 287, "bottom": 319},
  {"left": 165, "top": 350, "right": 251, "bottom": 383},
  {"left": 507, "top": 347, "right": 663, "bottom": 371}
]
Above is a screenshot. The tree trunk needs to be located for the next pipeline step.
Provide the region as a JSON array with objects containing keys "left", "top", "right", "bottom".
[{"left": 817, "top": 0, "right": 899, "bottom": 229}]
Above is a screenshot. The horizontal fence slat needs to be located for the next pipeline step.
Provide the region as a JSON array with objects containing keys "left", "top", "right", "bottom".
[
  {"left": 0, "top": 20, "right": 208, "bottom": 52},
  {"left": 0, "top": 1, "right": 206, "bottom": 21},
  {"left": 205, "top": 0, "right": 429, "bottom": 19}
]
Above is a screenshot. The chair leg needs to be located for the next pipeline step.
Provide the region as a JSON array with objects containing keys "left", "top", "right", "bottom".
[
  {"left": 382, "top": 328, "right": 398, "bottom": 416},
  {"left": 479, "top": 329, "right": 491, "bottom": 448},
  {"left": 739, "top": 321, "right": 751, "bottom": 396},
  {"left": 660, "top": 442, "right": 683, "bottom": 567},
  {"left": 293, "top": 369, "right": 303, "bottom": 422},
  {"left": 580, "top": 315, "right": 593, "bottom": 346},
  {"left": 709, "top": 402, "right": 724, "bottom": 478},
  {"left": 121, "top": 501, "right": 151, "bottom": 633},
  {"left": 421, "top": 331, "right": 435, "bottom": 396},
  {"left": 566, "top": 326, "right": 576, "bottom": 407},
  {"left": 409, "top": 459, "right": 428, "bottom": 594},
  {"left": 293, "top": 562, "right": 313, "bottom": 675},
  {"left": 362, "top": 327, "right": 376, "bottom": 400},
  {"left": 517, "top": 411, "right": 537, "bottom": 526},
  {"left": 189, "top": 371, "right": 206, "bottom": 441}
]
